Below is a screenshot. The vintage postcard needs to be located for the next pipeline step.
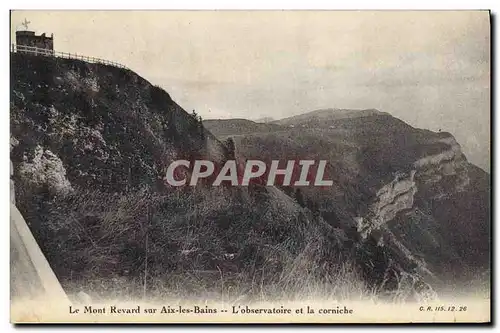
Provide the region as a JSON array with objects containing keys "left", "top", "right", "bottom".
[{"left": 9, "top": 10, "right": 491, "bottom": 324}]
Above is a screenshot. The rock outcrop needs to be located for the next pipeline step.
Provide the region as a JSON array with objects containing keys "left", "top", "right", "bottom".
[{"left": 358, "top": 170, "right": 418, "bottom": 239}]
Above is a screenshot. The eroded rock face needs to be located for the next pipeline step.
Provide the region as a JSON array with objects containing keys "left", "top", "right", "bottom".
[
  {"left": 18, "top": 145, "right": 73, "bottom": 196},
  {"left": 359, "top": 135, "right": 471, "bottom": 239},
  {"left": 415, "top": 136, "right": 471, "bottom": 197},
  {"left": 358, "top": 170, "right": 417, "bottom": 239},
  {"left": 354, "top": 132, "right": 489, "bottom": 284}
]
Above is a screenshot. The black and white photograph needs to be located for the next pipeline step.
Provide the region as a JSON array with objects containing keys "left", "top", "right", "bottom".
[{"left": 8, "top": 10, "right": 491, "bottom": 323}]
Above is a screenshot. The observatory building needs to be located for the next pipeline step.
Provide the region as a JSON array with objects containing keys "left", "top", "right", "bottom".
[
  {"left": 15, "top": 19, "right": 54, "bottom": 55},
  {"left": 16, "top": 30, "right": 54, "bottom": 52}
]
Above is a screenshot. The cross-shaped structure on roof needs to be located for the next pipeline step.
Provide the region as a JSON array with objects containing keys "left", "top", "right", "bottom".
[{"left": 21, "top": 18, "right": 30, "bottom": 30}]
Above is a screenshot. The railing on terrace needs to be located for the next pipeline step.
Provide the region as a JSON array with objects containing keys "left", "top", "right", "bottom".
[{"left": 11, "top": 44, "right": 129, "bottom": 70}]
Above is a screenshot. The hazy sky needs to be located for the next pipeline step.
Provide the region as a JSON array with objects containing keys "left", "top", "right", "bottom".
[{"left": 11, "top": 11, "right": 490, "bottom": 170}]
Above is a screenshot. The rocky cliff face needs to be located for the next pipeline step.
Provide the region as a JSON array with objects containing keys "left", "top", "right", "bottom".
[
  {"left": 357, "top": 170, "right": 418, "bottom": 239},
  {"left": 358, "top": 134, "right": 472, "bottom": 243},
  {"left": 415, "top": 135, "right": 471, "bottom": 196},
  {"left": 355, "top": 133, "right": 483, "bottom": 284}
]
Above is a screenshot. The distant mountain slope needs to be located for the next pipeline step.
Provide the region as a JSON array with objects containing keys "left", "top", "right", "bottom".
[
  {"left": 273, "top": 108, "right": 390, "bottom": 127},
  {"left": 206, "top": 111, "right": 491, "bottom": 284},
  {"left": 254, "top": 116, "right": 275, "bottom": 123},
  {"left": 203, "top": 118, "right": 285, "bottom": 137}
]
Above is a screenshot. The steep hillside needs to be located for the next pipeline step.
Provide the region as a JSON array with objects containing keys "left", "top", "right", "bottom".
[
  {"left": 10, "top": 54, "right": 359, "bottom": 302},
  {"left": 10, "top": 53, "right": 227, "bottom": 195},
  {"left": 206, "top": 110, "right": 491, "bottom": 287}
]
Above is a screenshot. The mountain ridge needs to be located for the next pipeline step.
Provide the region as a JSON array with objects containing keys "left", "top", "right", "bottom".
[
  {"left": 10, "top": 53, "right": 490, "bottom": 303},
  {"left": 204, "top": 110, "right": 490, "bottom": 284}
]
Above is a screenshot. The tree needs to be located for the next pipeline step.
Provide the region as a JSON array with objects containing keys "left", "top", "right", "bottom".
[
  {"left": 197, "top": 115, "right": 204, "bottom": 139},
  {"left": 224, "top": 137, "right": 235, "bottom": 159},
  {"left": 295, "top": 188, "right": 305, "bottom": 207}
]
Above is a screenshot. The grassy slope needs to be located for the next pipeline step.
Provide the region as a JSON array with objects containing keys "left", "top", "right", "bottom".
[{"left": 11, "top": 54, "right": 365, "bottom": 302}]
